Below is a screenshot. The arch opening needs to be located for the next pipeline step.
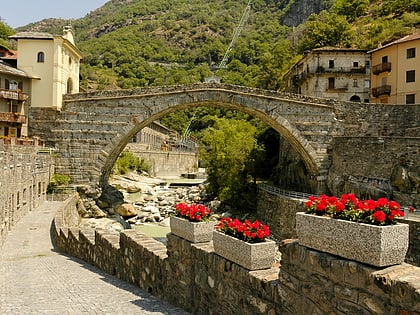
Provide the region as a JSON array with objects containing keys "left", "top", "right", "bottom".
[{"left": 99, "top": 101, "right": 321, "bottom": 195}]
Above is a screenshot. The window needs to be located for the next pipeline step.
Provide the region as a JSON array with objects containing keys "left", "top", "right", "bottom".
[
  {"left": 328, "top": 77, "right": 335, "bottom": 89},
  {"left": 365, "top": 60, "right": 370, "bottom": 69},
  {"left": 406, "top": 70, "right": 415, "bottom": 83},
  {"left": 329, "top": 60, "right": 334, "bottom": 68},
  {"left": 407, "top": 48, "right": 416, "bottom": 59},
  {"left": 364, "top": 80, "right": 370, "bottom": 88},
  {"left": 406, "top": 94, "right": 415, "bottom": 104},
  {"left": 353, "top": 62, "right": 359, "bottom": 68},
  {"left": 381, "top": 56, "right": 388, "bottom": 63},
  {"left": 37, "top": 52, "right": 45, "bottom": 63},
  {"left": 9, "top": 80, "right": 18, "bottom": 91},
  {"left": 353, "top": 79, "right": 358, "bottom": 87}
]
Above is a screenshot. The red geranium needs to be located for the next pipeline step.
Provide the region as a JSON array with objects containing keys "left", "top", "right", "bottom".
[
  {"left": 216, "top": 217, "right": 270, "bottom": 243},
  {"left": 174, "top": 203, "right": 212, "bottom": 222},
  {"left": 305, "top": 194, "right": 404, "bottom": 226}
]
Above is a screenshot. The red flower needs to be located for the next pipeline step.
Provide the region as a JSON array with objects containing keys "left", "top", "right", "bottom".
[
  {"left": 216, "top": 217, "right": 271, "bottom": 243},
  {"left": 174, "top": 203, "right": 212, "bottom": 222},
  {"left": 372, "top": 211, "right": 386, "bottom": 222}
]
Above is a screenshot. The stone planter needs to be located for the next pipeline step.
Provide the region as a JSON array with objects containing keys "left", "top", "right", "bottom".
[
  {"left": 170, "top": 216, "right": 215, "bottom": 243},
  {"left": 213, "top": 230, "right": 277, "bottom": 270},
  {"left": 296, "top": 212, "right": 409, "bottom": 267}
]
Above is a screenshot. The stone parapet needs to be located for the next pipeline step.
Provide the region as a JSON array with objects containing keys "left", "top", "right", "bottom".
[
  {"left": 0, "top": 145, "right": 52, "bottom": 247},
  {"left": 53, "top": 197, "right": 420, "bottom": 314}
]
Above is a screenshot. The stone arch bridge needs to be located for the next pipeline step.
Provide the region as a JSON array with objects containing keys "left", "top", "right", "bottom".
[{"left": 28, "top": 83, "right": 419, "bottom": 195}]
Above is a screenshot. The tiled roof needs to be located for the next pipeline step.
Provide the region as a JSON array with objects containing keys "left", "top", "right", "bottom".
[
  {"left": 9, "top": 32, "right": 54, "bottom": 40},
  {"left": 368, "top": 32, "right": 420, "bottom": 53}
]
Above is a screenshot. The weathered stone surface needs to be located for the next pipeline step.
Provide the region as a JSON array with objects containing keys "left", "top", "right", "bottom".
[
  {"left": 169, "top": 216, "right": 215, "bottom": 243},
  {"left": 296, "top": 212, "right": 409, "bottom": 267},
  {"left": 117, "top": 203, "right": 137, "bottom": 217}
]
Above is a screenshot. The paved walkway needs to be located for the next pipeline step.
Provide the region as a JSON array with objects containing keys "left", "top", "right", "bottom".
[{"left": 0, "top": 201, "right": 190, "bottom": 315}]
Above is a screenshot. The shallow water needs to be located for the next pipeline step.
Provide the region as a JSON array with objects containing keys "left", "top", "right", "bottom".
[{"left": 132, "top": 223, "right": 171, "bottom": 238}]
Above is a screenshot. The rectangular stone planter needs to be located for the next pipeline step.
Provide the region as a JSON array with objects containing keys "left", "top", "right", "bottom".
[
  {"left": 296, "top": 212, "right": 409, "bottom": 267},
  {"left": 170, "top": 216, "right": 215, "bottom": 243},
  {"left": 213, "top": 230, "right": 277, "bottom": 270}
]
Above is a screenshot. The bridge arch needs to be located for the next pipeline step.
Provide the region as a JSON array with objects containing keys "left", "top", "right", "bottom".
[{"left": 34, "top": 84, "right": 337, "bottom": 194}]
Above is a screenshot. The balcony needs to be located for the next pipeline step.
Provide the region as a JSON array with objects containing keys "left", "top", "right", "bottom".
[
  {"left": 372, "top": 85, "right": 391, "bottom": 98},
  {"left": 0, "top": 89, "right": 29, "bottom": 101},
  {"left": 372, "top": 62, "right": 392, "bottom": 75},
  {"left": 0, "top": 112, "right": 26, "bottom": 123}
]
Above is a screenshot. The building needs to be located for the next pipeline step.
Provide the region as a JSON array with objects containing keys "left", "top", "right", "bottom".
[
  {"left": 283, "top": 47, "right": 371, "bottom": 103},
  {"left": 0, "top": 46, "right": 37, "bottom": 137},
  {"left": 369, "top": 32, "right": 420, "bottom": 104},
  {"left": 10, "top": 26, "right": 82, "bottom": 110}
]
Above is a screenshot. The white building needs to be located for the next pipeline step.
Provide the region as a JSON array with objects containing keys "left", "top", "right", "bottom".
[{"left": 283, "top": 47, "right": 371, "bottom": 103}]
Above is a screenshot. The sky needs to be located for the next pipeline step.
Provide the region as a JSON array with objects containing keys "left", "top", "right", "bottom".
[{"left": 0, "top": 0, "right": 109, "bottom": 28}]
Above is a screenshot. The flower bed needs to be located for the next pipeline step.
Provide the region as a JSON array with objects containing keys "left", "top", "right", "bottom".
[
  {"left": 170, "top": 203, "right": 215, "bottom": 243},
  {"left": 304, "top": 194, "right": 405, "bottom": 225}
]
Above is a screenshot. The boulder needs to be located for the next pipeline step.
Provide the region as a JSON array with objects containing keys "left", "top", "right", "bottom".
[{"left": 117, "top": 203, "right": 138, "bottom": 217}]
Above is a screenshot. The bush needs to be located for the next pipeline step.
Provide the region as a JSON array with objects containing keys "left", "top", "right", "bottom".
[
  {"left": 112, "top": 151, "right": 150, "bottom": 175},
  {"left": 47, "top": 174, "right": 71, "bottom": 193}
]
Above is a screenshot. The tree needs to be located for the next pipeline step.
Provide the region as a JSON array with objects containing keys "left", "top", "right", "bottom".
[
  {"left": 297, "top": 11, "right": 353, "bottom": 53},
  {"left": 200, "top": 117, "right": 260, "bottom": 210},
  {"left": 332, "top": 0, "right": 370, "bottom": 22}
]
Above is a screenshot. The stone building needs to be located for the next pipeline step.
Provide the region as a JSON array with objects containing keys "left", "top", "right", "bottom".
[
  {"left": 9, "top": 26, "right": 82, "bottom": 111},
  {"left": 369, "top": 32, "right": 420, "bottom": 104},
  {"left": 0, "top": 48, "right": 35, "bottom": 137},
  {"left": 283, "top": 47, "right": 371, "bottom": 103}
]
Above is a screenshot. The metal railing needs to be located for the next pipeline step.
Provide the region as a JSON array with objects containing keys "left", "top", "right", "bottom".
[{"left": 258, "top": 183, "right": 314, "bottom": 200}]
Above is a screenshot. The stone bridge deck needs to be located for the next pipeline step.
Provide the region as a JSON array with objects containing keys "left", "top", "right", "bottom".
[{"left": 0, "top": 201, "right": 189, "bottom": 315}]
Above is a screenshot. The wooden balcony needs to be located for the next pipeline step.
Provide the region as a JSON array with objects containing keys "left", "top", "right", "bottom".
[
  {"left": 372, "top": 62, "right": 392, "bottom": 75},
  {"left": 372, "top": 85, "right": 391, "bottom": 97},
  {"left": 0, "top": 89, "right": 29, "bottom": 101},
  {"left": 0, "top": 112, "right": 26, "bottom": 123}
]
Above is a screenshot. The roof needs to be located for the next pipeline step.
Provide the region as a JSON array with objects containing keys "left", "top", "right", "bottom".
[
  {"left": 0, "top": 60, "right": 40, "bottom": 79},
  {"left": 9, "top": 32, "right": 54, "bottom": 40},
  {"left": 310, "top": 46, "right": 369, "bottom": 53},
  {"left": 368, "top": 32, "right": 420, "bottom": 53}
]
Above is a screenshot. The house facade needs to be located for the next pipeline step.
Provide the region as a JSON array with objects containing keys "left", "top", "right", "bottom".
[
  {"left": 369, "top": 32, "right": 420, "bottom": 104},
  {"left": 0, "top": 46, "right": 36, "bottom": 137},
  {"left": 10, "top": 26, "right": 82, "bottom": 111},
  {"left": 283, "top": 47, "right": 371, "bottom": 103}
]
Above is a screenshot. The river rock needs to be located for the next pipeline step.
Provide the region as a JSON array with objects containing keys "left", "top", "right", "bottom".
[
  {"left": 117, "top": 203, "right": 138, "bottom": 217},
  {"left": 126, "top": 184, "right": 141, "bottom": 193}
]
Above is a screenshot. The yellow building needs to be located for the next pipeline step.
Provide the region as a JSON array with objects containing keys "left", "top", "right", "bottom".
[
  {"left": 10, "top": 26, "right": 82, "bottom": 111},
  {"left": 369, "top": 32, "right": 420, "bottom": 104}
]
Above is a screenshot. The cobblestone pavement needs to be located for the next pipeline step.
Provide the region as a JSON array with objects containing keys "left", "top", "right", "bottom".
[{"left": 0, "top": 201, "right": 190, "bottom": 315}]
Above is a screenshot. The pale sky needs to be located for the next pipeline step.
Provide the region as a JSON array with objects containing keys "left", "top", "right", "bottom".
[{"left": 0, "top": 0, "right": 109, "bottom": 28}]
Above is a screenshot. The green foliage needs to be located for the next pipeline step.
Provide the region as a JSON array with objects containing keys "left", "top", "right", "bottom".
[
  {"left": 200, "top": 117, "right": 261, "bottom": 210},
  {"left": 112, "top": 151, "right": 150, "bottom": 175},
  {"left": 47, "top": 174, "right": 71, "bottom": 193},
  {"left": 297, "top": 11, "right": 353, "bottom": 53},
  {"left": 332, "top": 0, "right": 370, "bottom": 22}
]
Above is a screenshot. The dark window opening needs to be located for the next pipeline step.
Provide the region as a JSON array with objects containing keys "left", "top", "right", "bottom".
[
  {"left": 329, "top": 60, "right": 334, "bottom": 68},
  {"left": 406, "top": 70, "right": 415, "bottom": 83},
  {"left": 406, "top": 94, "right": 415, "bottom": 104},
  {"left": 37, "top": 52, "right": 45, "bottom": 63},
  {"left": 407, "top": 48, "right": 416, "bottom": 59}
]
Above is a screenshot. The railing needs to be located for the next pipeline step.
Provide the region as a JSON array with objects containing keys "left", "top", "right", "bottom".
[
  {"left": 0, "top": 112, "right": 26, "bottom": 123},
  {"left": 258, "top": 183, "right": 313, "bottom": 200},
  {"left": 372, "top": 62, "right": 392, "bottom": 75},
  {"left": 372, "top": 85, "right": 391, "bottom": 97},
  {"left": 0, "top": 89, "right": 29, "bottom": 101}
]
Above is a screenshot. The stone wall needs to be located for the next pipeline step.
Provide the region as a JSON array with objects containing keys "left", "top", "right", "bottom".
[
  {"left": 0, "top": 143, "right": 52, "bottom": 247},
  {"left": 125, "top": 143, "right": 198, "bottom": 177},
  {"left": 53, "top": 197, "right": 420, "bottom": 314},
  {"left": 256, "top": 187, "right": 420, "bottom": 267}
]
